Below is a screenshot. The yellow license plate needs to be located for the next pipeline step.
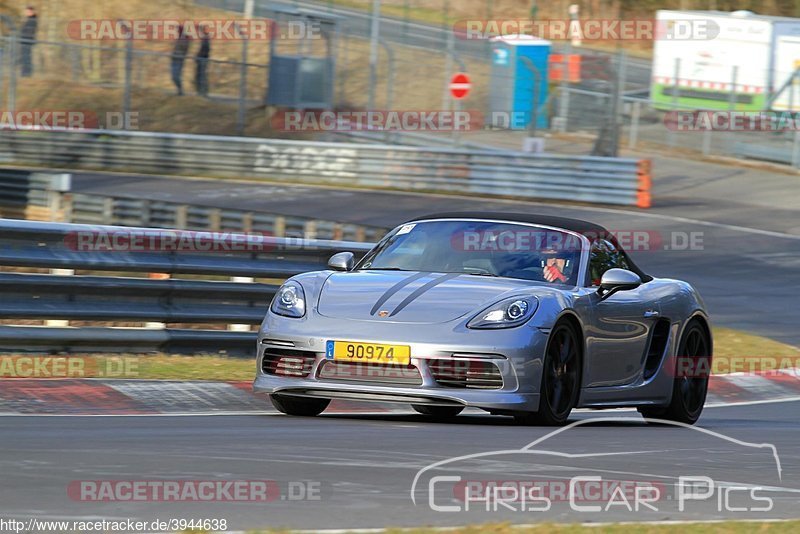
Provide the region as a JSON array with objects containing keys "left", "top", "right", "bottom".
[{"left": 325, "top": 340, "right": 411, "bottom": 365}]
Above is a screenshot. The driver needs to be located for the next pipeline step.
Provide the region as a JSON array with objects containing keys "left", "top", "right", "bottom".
[{"left": 541, "top": 249, "right": 572, "bottom": 283}]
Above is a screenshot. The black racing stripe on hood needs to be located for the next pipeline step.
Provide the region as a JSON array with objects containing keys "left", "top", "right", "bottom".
[
  {"left": 369, "top": 271, "right": 431, "bottom": 316},
  {"left": 388, "top": 272, "right": 462, "bottom": 317}
]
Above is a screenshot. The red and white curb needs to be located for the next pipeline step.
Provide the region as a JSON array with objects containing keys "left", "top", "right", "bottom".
[
  {"left": 1, "top": 371, "right": 800, "bottom": 415},
  {"left": 0, "top": 379, "right": 398, "bottom": 415}
]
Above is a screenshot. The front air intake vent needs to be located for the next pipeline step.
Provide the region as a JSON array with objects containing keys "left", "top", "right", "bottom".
[
  {"left": 262, "top": 349, "right": 316, "bottom": 378},
  {"left": 429, "top": 359, "right": 503, "bottom": 389}
]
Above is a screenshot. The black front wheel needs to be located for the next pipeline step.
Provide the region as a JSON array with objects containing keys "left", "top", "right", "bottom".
[
  {"left": 639, "top": 320, "right": 711, "bottom": 425},
  {"left": 270, "top": 394, "right": 330, "bottom": 417},
  {"left": 516, "top": 321, "right": 581, "bottom": 426}
]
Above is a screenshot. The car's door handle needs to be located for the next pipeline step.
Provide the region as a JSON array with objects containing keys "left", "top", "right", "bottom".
[{"left": 644, "top": 310, "right": 660, "bottom": 318}]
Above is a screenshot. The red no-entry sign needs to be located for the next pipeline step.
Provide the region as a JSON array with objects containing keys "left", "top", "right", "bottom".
[{"left": 449, "top": 72, "right": 472, "bottom": 100}]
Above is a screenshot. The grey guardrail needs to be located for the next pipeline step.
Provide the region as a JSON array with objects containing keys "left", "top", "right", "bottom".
[
  {"left": 0, "top": 168, "right": 387, "bottom": 242},
  {"left": 0, "top": 218, "right": 372, "bottom": 276},
  {"left": 0, "top": 128, "right": 652, "bottom": 208},
  {"left": 0, "top": 169, "right": 71, "bottom": 210},
  {"left": 0, "top": 218, "right": 375, "bottom": 356},
  {"left": 0, "top": 325, "right": 258, "bottom": 355}
]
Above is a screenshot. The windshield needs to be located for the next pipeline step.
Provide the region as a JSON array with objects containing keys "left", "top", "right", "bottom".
[{"left": 357, "top": 220, "right": 583, "bottom": 285}]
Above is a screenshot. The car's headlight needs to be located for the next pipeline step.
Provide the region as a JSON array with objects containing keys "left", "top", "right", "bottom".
[
  {"left": 270, "top": 281, "right": 306, "bottom": 318},
  {"left": 467, "top": 297, "right": 538, "bottom": 329}
]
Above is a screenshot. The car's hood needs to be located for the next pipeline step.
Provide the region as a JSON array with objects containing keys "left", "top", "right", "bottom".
[{"left": 317, "top": 271, "right": 539, "bottom": 324}]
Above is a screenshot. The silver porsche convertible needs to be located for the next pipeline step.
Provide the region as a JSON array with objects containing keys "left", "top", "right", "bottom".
[{"left": 254, "top": 213, "right": 712, "bottom": 425}]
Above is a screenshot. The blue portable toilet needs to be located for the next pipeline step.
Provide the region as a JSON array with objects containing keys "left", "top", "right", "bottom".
[{"left": 488, "top": 35, "right": 551, "bottom": 130}]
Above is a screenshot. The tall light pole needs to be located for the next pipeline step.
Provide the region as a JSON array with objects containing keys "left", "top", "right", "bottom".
[{"left": 368, "top": 0, "right": 381, "bottom": 110}]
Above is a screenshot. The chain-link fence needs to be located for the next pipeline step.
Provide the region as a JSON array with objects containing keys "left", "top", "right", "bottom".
[
  {"left": 0, "top": 14, "right": 487, "bottom": 137},
  {"left": 552, "top": 49, "right": 800, "bottom": 166},
  {"left": 0, "top": 14, "right": 273, "bottom": 132}
]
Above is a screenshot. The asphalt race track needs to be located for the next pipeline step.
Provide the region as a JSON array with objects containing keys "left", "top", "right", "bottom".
[{"left": 2, "top": 401, "right": 800, "bottom": 530}]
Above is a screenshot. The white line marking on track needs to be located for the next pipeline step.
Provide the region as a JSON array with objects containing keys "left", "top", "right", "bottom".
[{"left": 704, "top": 395, "right": 800, "bottom": 408}]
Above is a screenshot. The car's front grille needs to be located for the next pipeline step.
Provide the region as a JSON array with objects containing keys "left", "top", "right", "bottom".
[
  {"left": 262, "top": 349, "right": 316, "bottom": 378},
  {"left": 429, "top": 359, "right": 504, "bottom": 389},
  {"left": 317, "top": 360, "right": 423, "bottom": 386}
]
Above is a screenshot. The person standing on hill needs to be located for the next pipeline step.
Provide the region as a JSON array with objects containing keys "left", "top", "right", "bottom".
[
  {"left": 195, "top": 24, "right": 211, "bottom": 97},
  {"left": 20, "top": 6, "right": 38, "bottom": 77},
  {"left": 170, "top": 24, "right": 190, "bottom": 95}
]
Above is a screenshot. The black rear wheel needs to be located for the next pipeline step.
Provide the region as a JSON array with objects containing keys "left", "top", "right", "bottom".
[
  {"left": 270, "top": 393, "right": 330, "bottom": 417},
  {"left": 412, "top": 405, "right": 464, "bottom": 418},
  {"left": 516, "top": 321, "right": 581, "bottom": 426},
  {"left": 639, "top": 320, "right": 711, "bottom": 425}
]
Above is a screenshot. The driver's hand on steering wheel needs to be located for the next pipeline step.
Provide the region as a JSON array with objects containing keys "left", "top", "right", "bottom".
[{"left": 543, "top": 262, "right": 567, "bottom": 283}]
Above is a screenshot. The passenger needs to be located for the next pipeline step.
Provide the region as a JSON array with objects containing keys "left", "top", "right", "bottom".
[{"left": 170, "top": 24, "right": 191, "bottom": 96}]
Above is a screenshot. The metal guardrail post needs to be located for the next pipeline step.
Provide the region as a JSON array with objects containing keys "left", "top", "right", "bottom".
[
  {"left": 140, "top": 199, "right": 151, "bottom": 227},
  {"left": 556, "top": 41, "right": 572, "bottom": 133},
  {"left": 441, "top": 27, "right": 454, "bottom": 112},
  {"left": 728, "top": 65, "right": 738, "bottom": 111},
  {"left": 41, "top": 173, "right": 71, "bottom": 222},
  {"left": 7, "top": 32, "right": 17, "bottom": 112},
  {"left": 175, "top": 205, "right": 188, "bottom": 229},
  {"left": 209, "top": 208, "right": 222, "bottom": 231},
  {"left": 228, "top": 276, "right": 255, "bottom": 332},
  {"left": 443, "top": 40, "right": 467, "bottom": 147},
  {"left": 45, "top": 267, "right": 74, "bottom": 328},
  {"left": 368, "top": 0, "right": 381, "bottom": 111},
  {"left": 237, "top": 26, "right": 249, "bottom": 136},
  {"left": 671, "top": 58, "right": 681, "bottom": 108},
  {"left": 44, "top": 173, "right": 74, "bottom": 327},
  {"left": 610, "top": 47, "right": 627, "bottom": 157},
  {"left": 145, "top": 271, "right": 170, "bottom": 329},
  {"left": 519, "top": 57, "right": 541, "bottom": 139},
  {"left": 62, "top": 193, "right": 73, "bottom": 222},
  {"left": 0, "top": 19, "right": 18, "bottom": 109},
  {"left": 274, "top": 216, "right": 286, "bottom": 237},
  {"left": 669, "top": 58, "right": 681, "bottom": 149},
  {"left": 380, "top": 39, "right": 395, "bottom": 142},
  {"left": 123, "top": 31, "right": 134, "bottom": 123},
  {"left": 791, "top": 129, "right": 800, "bottom": 168},
  {"left": 304, "top": 220, "right": 318, "bottom": 240},
  {"left": 242, "top": 212, "right": 253, "bottom": 232},
  {"left": 628, "top": 100, "right": 641, "bottom": 149},
  {"left": 102, "top": 197, "right": 114, "bottom": 224}
]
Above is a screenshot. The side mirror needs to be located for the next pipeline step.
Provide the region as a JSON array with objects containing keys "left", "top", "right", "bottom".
[
  {"left": 328, "top": 251, "right": 354, "bottom": 271},
  {"left": 597, "top": 268, "right": 641, "bottom": 301}
]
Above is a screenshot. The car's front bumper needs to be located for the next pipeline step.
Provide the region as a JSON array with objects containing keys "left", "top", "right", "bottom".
[{"left": 252, "top": 317, "right": 548, "bottom": 412}]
